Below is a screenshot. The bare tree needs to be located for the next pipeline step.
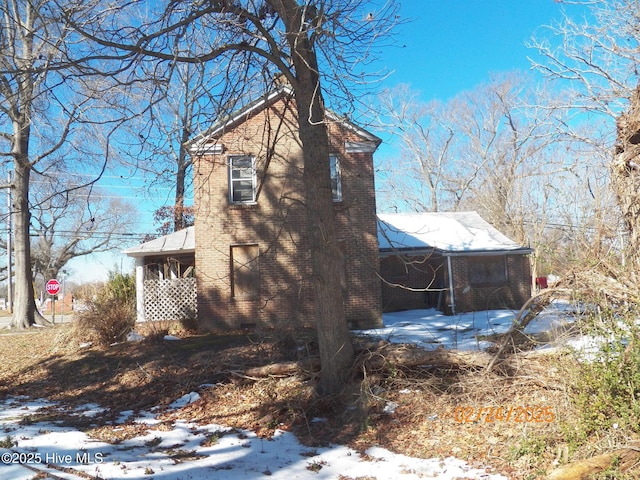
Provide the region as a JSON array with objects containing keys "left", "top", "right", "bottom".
[
  {"left": 376, "top": 84, "right": 460, "bottom": 212},
  {"left": 0, "top": 0, "right": 143, "bottom": 328},
  {"left": 66, "top": 0, "right": 399, "bottom": 395},
  {"left": 453, "top": 75, "right": 565, "bottom": 240},
  {"left": 29, "top": 177, "right": 138, "bottom": 283},
  {"left": 529, "top": 0, "right": 640, "bottom": 265},
  {"left": 378, "top": 73, "right": 616, "bottom": 277},
  {"left": 122, "top": 61, "right": 229, "bottom": 233},
  {"left": 0, "top": 0, "right": 84, "bottom": 328},
  {"left": 379, "top": 75, "right": 564, "bottom": 232}
]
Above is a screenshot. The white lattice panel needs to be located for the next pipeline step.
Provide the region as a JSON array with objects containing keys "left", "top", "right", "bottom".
[{"left": 144, "top": 278, "right": 197, "bottom": 321}]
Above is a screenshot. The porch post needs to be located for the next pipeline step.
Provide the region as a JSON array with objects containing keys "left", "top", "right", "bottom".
[
  {"left": 447, "top": 255, "right": 456, "bottom": 315},
  {"left": 135, "top": 258, "right": 145, "bottom": 322}
]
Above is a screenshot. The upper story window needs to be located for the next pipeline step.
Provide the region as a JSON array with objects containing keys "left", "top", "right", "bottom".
[
  {"left": 330, "top": 154, "right": 342, "bottom": 202},
  {"left": 229, "top": 155, "right": 256, "bottom": 204}
]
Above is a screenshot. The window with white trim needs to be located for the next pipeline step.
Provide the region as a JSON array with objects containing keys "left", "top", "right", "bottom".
[
  {"left": 330, "top": 154, "right": 342, "bottom": 202},
  {"left": 228, "top": 155, "right": 256, "bottom": 204}
]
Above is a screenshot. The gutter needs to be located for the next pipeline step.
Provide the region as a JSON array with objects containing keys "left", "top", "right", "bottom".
[
  {"left": 379, "top": 247, "right": 534, "bottom": 259},
  {"left": 443, "top": 248, "right": 534, "bottom": 258}
]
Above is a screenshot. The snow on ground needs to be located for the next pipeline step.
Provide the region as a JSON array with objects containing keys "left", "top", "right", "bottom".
[
  {"left": 1, "top": 306, "right": 577, "bottom": 480},
  {"left": 0, "top": 394, "right": 508, "bottom": 480},
  {"left": 362, "top": 302, "right": 576, "bottom": 351}
]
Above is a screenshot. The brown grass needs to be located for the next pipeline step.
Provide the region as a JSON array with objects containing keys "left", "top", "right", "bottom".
[{"left": 0, "top": 322, "right": 604, "bottom": 479}]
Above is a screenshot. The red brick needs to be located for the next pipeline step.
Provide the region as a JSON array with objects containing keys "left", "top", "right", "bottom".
[{"left": 193, "top": 94, "right": 383, "bottom": 330}]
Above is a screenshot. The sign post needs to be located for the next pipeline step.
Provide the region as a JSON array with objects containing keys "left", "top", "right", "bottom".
[{"left": 46, "top": 279, "right": 61, "bottom": 324}]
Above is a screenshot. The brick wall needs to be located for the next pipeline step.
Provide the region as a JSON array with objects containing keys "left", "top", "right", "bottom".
[
  {"left": 193, "top": 95, "right": 382, "bottom": 331},
  {"left": 447, "top": 254, "right": 532, "bottom": 313}
]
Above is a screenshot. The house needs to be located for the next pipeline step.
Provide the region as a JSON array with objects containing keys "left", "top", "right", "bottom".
[
  {"left": 123, "top": 226, "right": 196, "bottom": 323},
  {"left": 126, "top": 87, "right": 383, "bottom": 331},
  {"left": 377, "top": 212, "right": 533, "bottom": 314}
]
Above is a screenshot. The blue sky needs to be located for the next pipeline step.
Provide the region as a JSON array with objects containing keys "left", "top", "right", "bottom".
[{"left": 379, "top": 1, "right": 589, "bottom": 101}]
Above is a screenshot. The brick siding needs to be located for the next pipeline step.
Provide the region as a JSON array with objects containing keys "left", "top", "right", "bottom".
[{"left": 193, "top": 95, "right": 383, "bottom": 331}]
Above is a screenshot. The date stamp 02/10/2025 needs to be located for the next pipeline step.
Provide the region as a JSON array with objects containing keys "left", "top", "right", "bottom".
[{"left": 453, "top": 405, "right": 556, "bottom": 423}]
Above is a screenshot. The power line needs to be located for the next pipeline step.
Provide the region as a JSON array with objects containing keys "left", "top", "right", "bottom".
[
  {"left": 30, "top": 179, "right": 174, "bottom": 191},
  {"left": 30, "top": 231, "right": 147, "bottom": 237}
]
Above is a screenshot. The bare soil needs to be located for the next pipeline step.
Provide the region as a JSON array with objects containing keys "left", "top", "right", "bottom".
[{"left": 0, "top": 323, "right": 590, "bottom": 479}]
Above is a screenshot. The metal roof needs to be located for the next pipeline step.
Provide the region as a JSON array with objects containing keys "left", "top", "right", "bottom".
[
  {"left": 123, "top": 226, "right": 195, "bottom": 258},
  {"left": 377, "top": 212, "right": 533, "bottom": 256}
]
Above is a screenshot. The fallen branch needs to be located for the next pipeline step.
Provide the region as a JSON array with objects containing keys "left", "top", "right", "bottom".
[
  {"left": 545, "top": 444, "right": 640, "bottom": 479},
  {"left": 485, "top": 287, "right": 572, "bottom": 373},
  {"left": 239, "top": 344, "right": 494, "bottom": 380},
  {"left": 243, "top": 357, "right": 320, "bottom": 377},
  {"left": 362, "top": 343, "right": 493, "bottom": 370}
]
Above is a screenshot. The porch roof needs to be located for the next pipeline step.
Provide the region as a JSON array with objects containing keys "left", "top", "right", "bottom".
[
  {"left": 123, "top": 226, "right": 195, "bottom": 258},
  {"left": 377, "top": 212, "right": 533, "bottom": 256}
]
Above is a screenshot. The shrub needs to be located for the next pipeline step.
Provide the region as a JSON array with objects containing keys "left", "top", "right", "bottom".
[
  {"left": 73, "top": 272, "right": 136, "bottom": 345},
  {"left": 570, "top": 307, "right": 640, "bottom": 437},
  {"left": 0, "top": 436, "right": 14, "bottom": 448}
]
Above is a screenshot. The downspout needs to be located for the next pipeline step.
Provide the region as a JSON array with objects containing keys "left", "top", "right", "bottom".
[{"left": 447, "top": 255, "right": 456, "bottom": 315}]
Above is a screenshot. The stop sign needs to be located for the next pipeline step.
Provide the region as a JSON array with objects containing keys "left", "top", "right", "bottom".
[{"left": 46, "top": 279, "right": 61, "bottom": 296}]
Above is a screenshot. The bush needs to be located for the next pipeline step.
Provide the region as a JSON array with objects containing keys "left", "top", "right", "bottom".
[
  {"left": 570, "top": 307, "right": 640, "bottom": 437},
  {"left": 73, "top": 272, "right": 136, "bottom": 345}
]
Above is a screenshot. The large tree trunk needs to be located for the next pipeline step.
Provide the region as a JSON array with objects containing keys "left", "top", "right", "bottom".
[
  {"left": 297, "top": 96, "right": 354, "bottom": 395},
  {"left": 274, "top": 0, "right": 355, "bottom": 395},
  {"left": 614, "top": 86, "right": 640, "bottom": 268},
  {"left": 8, "top": 7, "right": 49, "bottom": 329},
  {"left": 12, "top": 159, "right": 48, "bottom": 328},
  {"left": 545, "top": 443, "right": 640, "bottom": 479}
]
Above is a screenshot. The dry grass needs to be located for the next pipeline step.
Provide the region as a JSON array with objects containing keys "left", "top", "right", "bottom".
[{"left": 0, "top": 321, "right": 620, "bottom": 479}]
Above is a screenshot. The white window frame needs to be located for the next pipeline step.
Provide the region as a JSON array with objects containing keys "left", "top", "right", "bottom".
[
  {"left": 330, "top": 154, "right": 342, "bottom": 202},
  {"left": 228, "top": 155, "right": 257, "bottom": 204}
]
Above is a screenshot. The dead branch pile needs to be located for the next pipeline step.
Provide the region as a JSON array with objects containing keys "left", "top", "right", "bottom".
[
  {"left": 553, "top": 266, "right": 640, "bottom": 306},
  {"left": 484, "top": 264, "right": 640, "bottom": 370},
  {"left": 356, "top": 342, "right": 493, "bottom": 371},
  {"left": 237, "top": 342, "right": 497, "bottom": 381},
  {"left": 238, "top": 266, "right": 640, "bottom": 380}
]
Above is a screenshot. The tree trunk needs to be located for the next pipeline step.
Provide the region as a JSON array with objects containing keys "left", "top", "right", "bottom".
[
  {"left": 12, "top": 161, "right": 48, "bottom": 328},
  {"left": 273, "top": 0, "right": 355, "bottom": 395},
  {"left": 174, "top": 124, "right": 190, "bottom": 231},
  {"left": 614, "top": 86, "right": 640, "bottom": 268},
  {"left": 7, "top": 6, "right": 48, "bottom": 329},
  {"left": 298, "top": 100, "right": 355, "bottom": 395}
]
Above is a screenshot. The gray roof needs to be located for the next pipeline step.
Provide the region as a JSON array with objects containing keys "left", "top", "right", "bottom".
[
  {"left": 123, "top": 226, "right": 195, "bottom": 258},
  {"left": 378, "top": 212, "right": 532, "bottom": 256}
]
